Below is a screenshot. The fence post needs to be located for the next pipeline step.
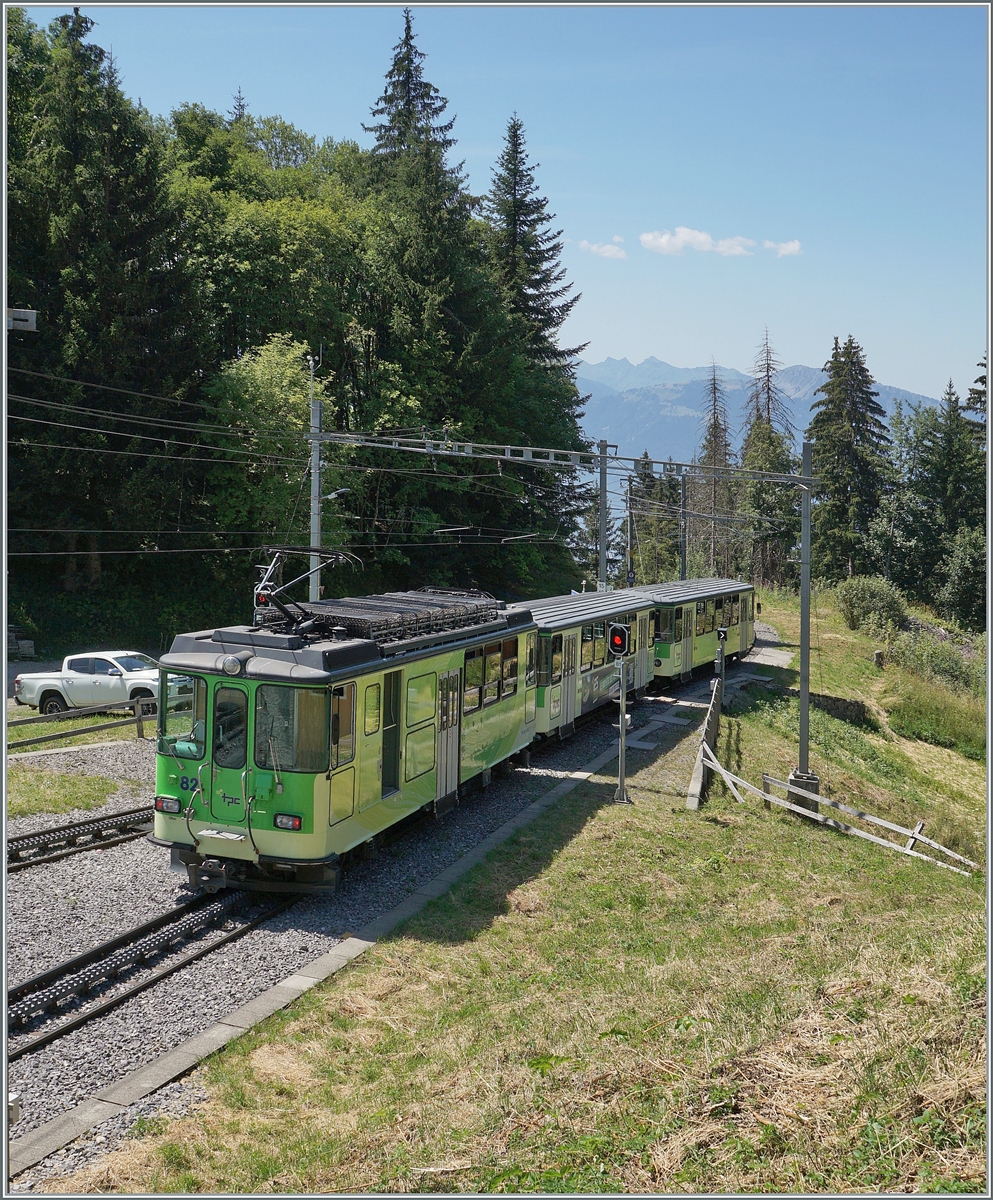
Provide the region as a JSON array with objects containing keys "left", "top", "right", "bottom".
[
  {"left": 134, "top": 698, "right": 144, "bottom": 740},
  {"left": 762, "top": 773, "right": 772, "bottom": 811}
]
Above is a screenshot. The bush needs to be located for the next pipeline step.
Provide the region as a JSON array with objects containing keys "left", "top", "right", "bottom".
[
  {"left": 886, "top": 629, "right": 985, "bottom": 698},
  {"left": 836, "top": 575, "right": 907, "bottom": 632}
]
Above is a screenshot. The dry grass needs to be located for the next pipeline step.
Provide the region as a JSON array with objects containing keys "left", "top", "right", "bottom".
[{"left": 35, "top": 592, "right": 986, "bottom": 1195}]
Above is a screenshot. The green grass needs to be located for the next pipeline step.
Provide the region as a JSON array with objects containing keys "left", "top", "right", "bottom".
[
  {"left": 881, "top": 675, "right": 986, "bottom": 762},
  {"left": 37, "top": 589, "right": 986, "bottom": 1195},
  {"left": 6, "top": 764, "right": 119, "bottom": 818}
]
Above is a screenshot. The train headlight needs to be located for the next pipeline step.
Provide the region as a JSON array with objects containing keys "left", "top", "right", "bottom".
[
  {"left": 221, "top": 656, "right": 242, "bottom": 676},
  {"left": 654, "top": 658, "right": 662, "bottom": 667},
  {"left": 155, "top": 797, "right": 182, "bottom": 814},
  {"left": 274, "top": 813, "right": 302, "bottom": 831}
]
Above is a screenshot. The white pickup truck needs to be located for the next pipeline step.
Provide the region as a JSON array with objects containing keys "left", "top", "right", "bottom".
[{"left": 12, "top": 652, "right": 160, "bottom": 715}]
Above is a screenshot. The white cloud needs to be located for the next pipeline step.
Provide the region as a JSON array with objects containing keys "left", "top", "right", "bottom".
[
  {"left": 639, "top": 226, "right": 755, "bottom": 257},
  {"left": 579, "top": 239, "right": 627, "bottom": 259},
  {"left": 612, "top": 234, "right": 624, "bottom": 244},
  {"left": 763, "top": 238, "right": 802, "bottom": 257}
]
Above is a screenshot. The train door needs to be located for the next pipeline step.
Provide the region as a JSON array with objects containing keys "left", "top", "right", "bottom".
[
  {"left": 681, "top": 606, "right": 694, "bottom": 681},
  {"left": 637, "top": 614, "right": 650, "bottom": 688},
  {"left": 560, "top": 634, "right": 577, "bottom": 734},
  {"left": 209, "top": 682, "right": 249, "bottom": 825},
  {"left": 436, "top": 669, "right": 461, "bottom": 804},
  {"left": 359, "top": 681, "right": 384, "bottom": 812},
  {"left": 328, "top": 683, "right": 356, "bottom": 826},
  {"left": 381, "top": 670, "right": 402, "bottom": 796}
]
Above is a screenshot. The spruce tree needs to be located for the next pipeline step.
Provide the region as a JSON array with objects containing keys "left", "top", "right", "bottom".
[
  {"left": 964, "top": 354, "right": 986, "bottom": 443},
  {"left": 746, "top": 326, "right": 794, "bottom": 440},
  {"left": 695, "top": 362, "right": 736, "bottom": 575},
  {"left": 485, "top": 115, "right": 583, "bottom": 363},
  {"left": 806, "top": 335, "right": 890, "bottom": 578}
]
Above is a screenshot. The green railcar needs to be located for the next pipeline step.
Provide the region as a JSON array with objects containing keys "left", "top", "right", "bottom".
[
  {"left": 630, "top": 578, "right": 756, "bottom": 682},
  {"left": 151, "top": 590, "right": 536, "bottom": 893}
]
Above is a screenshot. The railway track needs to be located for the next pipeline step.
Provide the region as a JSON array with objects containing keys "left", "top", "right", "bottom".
[
  {"left": 6, "top": 805, "right": 155, "bottom": 872},
  {"left": 7, "top": 891, "right": 298, "bottom": 1063}
]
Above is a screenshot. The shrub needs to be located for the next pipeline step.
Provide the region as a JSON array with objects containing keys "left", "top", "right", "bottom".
[
  {"left": 883, "top": 679, "right": 986, "bottom": 762},
  {"left": 836, "top": 575, "right": 907, "bottom": 632},
  {"left": 886, "top": 630, "right": 985, "bottom": 698}
]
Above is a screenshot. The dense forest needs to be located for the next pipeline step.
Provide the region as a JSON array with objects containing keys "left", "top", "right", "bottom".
[{"left": 7, "top": 8, "right": 987, "bottom": 653}]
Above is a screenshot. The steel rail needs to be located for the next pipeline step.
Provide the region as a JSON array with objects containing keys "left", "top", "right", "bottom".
[
  {"left": 7, "top": 805, "right": 155, "bottom": 871},
  {"left": 7, "top": 897, "right": 298, "bottom": 1063}
]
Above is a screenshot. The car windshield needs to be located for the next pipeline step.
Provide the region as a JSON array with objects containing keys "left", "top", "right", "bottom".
[{"left": 113, "top": 654, "right": 158, "bottom": 673}]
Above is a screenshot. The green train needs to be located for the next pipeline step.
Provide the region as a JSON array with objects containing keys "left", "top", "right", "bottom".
[{"left": 151, "top": 578, "right": 753, "bottom": 893}]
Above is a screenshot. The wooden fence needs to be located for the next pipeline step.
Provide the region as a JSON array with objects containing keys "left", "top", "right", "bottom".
[
  {"left": 699, "top": 741, "right": 980, "bottom": 878},
  {"left": 686, "top": 675, "right": 722, "bottom": 810},
  {"left": 7, "top": 698, "right": 153, "bottom": 752}
]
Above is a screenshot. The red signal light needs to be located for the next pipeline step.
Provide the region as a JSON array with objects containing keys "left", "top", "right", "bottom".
[
  {"left": 608, "top": 623, "right": 629, "bottom": 657},
  {"left": 255, "top": 592, "right": 269, "bottom": 607}
]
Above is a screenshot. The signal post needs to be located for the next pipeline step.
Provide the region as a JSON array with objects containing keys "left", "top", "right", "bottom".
[{"left": 609, "top": 624, "right": 633, "bottom": 804}]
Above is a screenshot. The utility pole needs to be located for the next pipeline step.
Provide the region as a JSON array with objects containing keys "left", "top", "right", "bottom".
[
  {"left": 308, "top": 355, "right": 322, "bottom": 602},
  {"left": 626, "top": 476, "right": 634, "bottom": 586},
  {"left": 679, "top": 468, "right": 687, "bottom": 581},
  {"left": 789, "top": 441, "right": 819, "bottom": 811},
  {"left": 598, "top": 439, "right": 608, "bottom": 591}
]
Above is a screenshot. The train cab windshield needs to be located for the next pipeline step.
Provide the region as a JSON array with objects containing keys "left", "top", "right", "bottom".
[{"left": 158, "top": 673, "right": 206, "bottom": 759}]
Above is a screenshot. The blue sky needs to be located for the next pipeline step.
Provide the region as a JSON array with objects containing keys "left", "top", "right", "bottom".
[{"left": 22, "top": 3, "right": 989, "bottom": 398}]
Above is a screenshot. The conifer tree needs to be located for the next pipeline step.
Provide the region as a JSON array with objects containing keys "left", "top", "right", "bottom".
[
  {"left": 806, "top": 335, "right": 890, "bottom": 578},
  {"left": 964, "top": 354, "right": 987, "bottom": 443},
  {"left": 695, "top": 361, "right": 736, "bottom": 574},
  {"left": 485, "top": 115, "right": 583, "bottom": 363},
  {"left": 363, "top": 8, "right": 455, "bottom": 161},
  {"left": 746, "top": 326, "right": 794, "bottom": 440}
]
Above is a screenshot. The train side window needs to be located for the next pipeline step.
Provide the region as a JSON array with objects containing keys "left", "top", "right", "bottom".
[
  {"left": 674, "top": 608, "right": 683, "bottom": 643},
  {"left": 159, "top": 673, "right": 206, "bottom": 760},
  {"left": 537, "top": 636, "right": 551, "bottom": 687},
  {"left": 502, "top": 637, "right": 519, "bottom": 698},
  {"left": 525, "top": 632, "right": 537, "bottom": 686},
  {"left": 364, "top": 683, "right": 381, "bottom": 736},
  {"left": 256, "top": 685, "right": 329, "bottom": 773},
  {"left": 464, "top": 650, "right": 483, "bottom": 713},
  {"left": 696, "top": 601, "right": 706, "bottom": 637},
  {"left": 715, "top": 596, "right": 723, "bottom": 627},
  {"left": 732, "top": 595, "right": 740, "bottom": 625},
  {"left": 483, "top": 643, "right": 502, "bottom": 705},
  {"left": 705, "top": 598, "right": 716, "bottom": 633},
  {"left": 551, "top": 634, "right": 563, "bottom": 684},
  {"left": 627, "top": 614, "right": 637, "bottom": 657},
  {"left": 593, "top": 622, "right": 606, "bottom": 667},
  {"left": 580, "top": 624, "right": 594, "bottom": 671},
  {"left": 656, "top": 608, "right": 674, "bottom": 643},
  {"left": 406, "top": 673, "right": 437, "bottom": 726},
  {"left": 330, "top": 683, "right": 356, "bottom": 768}
]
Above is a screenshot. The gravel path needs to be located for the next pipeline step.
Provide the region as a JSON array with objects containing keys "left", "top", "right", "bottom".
[{"left": 8, "top": 694, "right": 694, "bottom": 1192}]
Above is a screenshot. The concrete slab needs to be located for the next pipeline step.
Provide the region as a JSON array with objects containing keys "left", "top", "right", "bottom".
[
  {"left": 219, "top": 984, "right": 304, "bottom": 1030},
  {"left": 8, "top": 1098, "right": 125, "bottom": 1174},
  {"left": 93, "top": 1046, "right": 202, "bottom": 1106},
  {"left": 279, "top": 973, "right": 320, "bottom": 993},
  {"left": 292, "top": 951, "right": 353, "bottom": 981},
  {"left": 413, "top": 878, "right": 450, "bottom": 899}
]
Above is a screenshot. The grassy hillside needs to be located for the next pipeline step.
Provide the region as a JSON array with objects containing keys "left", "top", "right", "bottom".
[{"left": 42, "top": 590, "right": 986, "bottom": 1194}]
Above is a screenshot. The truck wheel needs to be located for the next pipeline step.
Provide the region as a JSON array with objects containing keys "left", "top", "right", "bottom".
[
  {"left": 130, "top": 689, "right": 157, "bottom": 716},
  {"left": 41, "top": 693, "right": 68, "bottom": 715}
]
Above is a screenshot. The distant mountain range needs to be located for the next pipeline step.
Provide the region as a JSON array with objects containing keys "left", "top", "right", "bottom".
[{"left": 576, "top": 357, "right": 939, "bottom": 462}]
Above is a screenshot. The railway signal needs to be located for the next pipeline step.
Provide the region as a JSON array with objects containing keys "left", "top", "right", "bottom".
[{"left": 608, "top": 624, "right": 629, "bottom": 657}]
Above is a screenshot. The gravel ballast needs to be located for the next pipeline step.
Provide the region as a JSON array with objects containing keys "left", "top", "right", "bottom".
[{"left": 6, "top": 689, "right": 708, "bottom": 1188}]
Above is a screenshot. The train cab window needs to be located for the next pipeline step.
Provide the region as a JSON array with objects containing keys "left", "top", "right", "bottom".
[
  {"left": 213, "top": 686, "right": 248, "bottom": 770},
  {"left": 732, "top": 595, "right": 740, "bottom": 625},
  {"left": 656, "top": 608, "right": 674, "bottom": 643},
  {"left": 551, "top": 634, "right": 563, "bottom": 684},
  {"left": 580, "top": 624, "right": 594, "bottom": 671},
  {"left": 330, "top": 683, "right": 356, "bottom": 768},
  {"left": 706, "top": 599, "right": 716, "bottom": 633},
  {"left": 159, "top": 673, "right": 206, "bottom": 760},
  {"left": 483, "top": 643, "right": 502, "bottom": 705},
  {"left": 255, "top": 686, "right": 330, "bottom": 773},
  {"left": 525, "top": 632, "right": 537, "bottom": 687},
  {"left": 696, "top": 601, "right": 706, "bottom": 637},
  {"left": 464, "top": 650, "right": 483, "bottom": 713},
  {"left": 502, "top": 638, "right": 519, "bottom": 698},
  {"left": 593, "top": 622, "right": 606, "bottom": 667},
  {"left": 674, "top": 608, "right": 684, "bottom": 643},
  {"left": 364, "top": 683, "right": 381, "bottom": 736}
]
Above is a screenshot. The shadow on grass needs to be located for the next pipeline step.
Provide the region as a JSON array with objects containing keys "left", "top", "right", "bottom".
[{"left": 394, "top": 712, "right": 704, "bottom": 948}]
